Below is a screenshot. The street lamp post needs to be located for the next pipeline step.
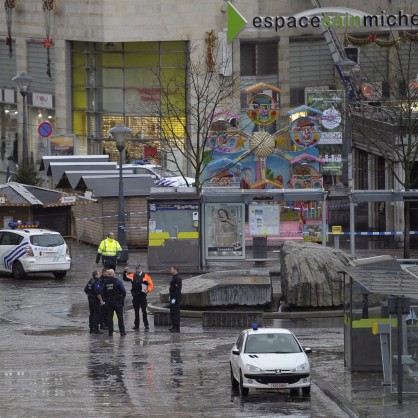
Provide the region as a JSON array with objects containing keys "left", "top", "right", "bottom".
[
  {"left": 108, "top": 124, "right": 133, "bottom": 263},
  {"left": 12, "top": 72, "right": 33, "bottom": 171},
  {"left": 337, "top": 58, "right": 357, "bottom": 188}
]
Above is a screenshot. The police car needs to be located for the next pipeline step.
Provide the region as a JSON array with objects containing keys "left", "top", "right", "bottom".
[
  {"left": 230, "top": 326, "right": 312, "bottom": 397},
  {"left": 0, "top": 223, "right": 71, "bottom": 279},
  {"left": 125, "top": 160, "right": 195, "bottom": 187}
]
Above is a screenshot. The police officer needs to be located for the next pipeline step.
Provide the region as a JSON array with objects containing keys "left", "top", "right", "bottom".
[
  {"left": 123, "top": 264, "right": 154, "bottom": 331},
  {"left": 96, "top": 232, "right": 122, "bottom": 270},
  {"left": 102, "top": 269, "right": 127, "bottom": 336},
  {"left": 168, "top": 265, "right": 182, "bottom": 333},
  {"left": 84, "top": 271, "right": 104, "bottom": 334},
  {"left": 99, "top": 267, "right": 109, "bottom": 330}
]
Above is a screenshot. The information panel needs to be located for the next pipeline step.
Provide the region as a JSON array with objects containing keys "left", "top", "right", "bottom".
[{"left": 249, "top": 203, "right": 280, "bottom": 236}]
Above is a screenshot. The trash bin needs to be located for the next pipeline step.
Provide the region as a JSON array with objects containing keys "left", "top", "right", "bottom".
[{"left": 253, "top": 236, "right": 267, "bottom": 259}]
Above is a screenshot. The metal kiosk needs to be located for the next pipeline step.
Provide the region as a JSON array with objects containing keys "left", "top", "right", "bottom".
[{"left": 147, "top": 187, "right": 200, "bottom": 272}]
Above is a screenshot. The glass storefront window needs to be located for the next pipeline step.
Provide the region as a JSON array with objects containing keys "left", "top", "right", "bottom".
[
  {"left": 71, "top": 41, "right": 187, "bottom": 164},
  {"left": 0, "top": 104, "right": 18, "bottom": 174},
  {"left": 101, "top": 69, "right": 124, "bottom": 88},
  {"left": 101, "top": 89, "right": 124, "bottom": 113}
]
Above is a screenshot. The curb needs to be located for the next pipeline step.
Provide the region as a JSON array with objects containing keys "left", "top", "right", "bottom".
[
  {"left": 147, "top": 302, "right": 344, "bottom": 319},
  {"left": 312, "top": 371, "right": 361, "bottom": 418}
]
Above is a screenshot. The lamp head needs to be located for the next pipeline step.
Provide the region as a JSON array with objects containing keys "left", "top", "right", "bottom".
[
  {"left": 108, "top": 124, "right": 132, "bottom": 150},
  {"left": 12, "top": 72, "right": 34, "bottom": 94}
]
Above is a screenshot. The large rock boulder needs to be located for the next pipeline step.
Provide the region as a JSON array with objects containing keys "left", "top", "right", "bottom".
[{"left": 280, "top": 241, "right": 354, "bottom": 308}]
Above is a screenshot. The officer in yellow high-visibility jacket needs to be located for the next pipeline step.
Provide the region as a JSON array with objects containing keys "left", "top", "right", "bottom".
[{"left": 96, "top": 232, "right": 122, "bottom": 270}]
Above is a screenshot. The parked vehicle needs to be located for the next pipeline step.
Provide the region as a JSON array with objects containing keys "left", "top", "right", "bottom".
[
  {"left": 230, "top": 326, "right": 312, "bottom": 397},
  {"left": 125, "top": 160, "right": 195, "bottom": 187},
  {"left": 0, "top": 224, "right": 71, "bottom": 279}
]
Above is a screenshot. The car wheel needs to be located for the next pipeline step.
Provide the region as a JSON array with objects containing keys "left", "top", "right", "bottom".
[
  {"left": 302, "top": 386, "right": 311, "bottom": 396},
  {"left": 12, "top": 261, "right": 27, "bottom": 279},
  {"left": 239, "top": 371, "right": 249, "bottom": 397},
  {"left": 290, "top": 388, "right": 300, "bottom": 396},
  {"left": 230, "top": 364, "right": 238, "bottom": 389},
  {"left": 53, "top": 271, "right": 67, "bottom": 279}
]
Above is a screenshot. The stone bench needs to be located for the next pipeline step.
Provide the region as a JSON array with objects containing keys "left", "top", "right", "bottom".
[{"left": 202, "top": 311, "right": 263, "bottom": 328}]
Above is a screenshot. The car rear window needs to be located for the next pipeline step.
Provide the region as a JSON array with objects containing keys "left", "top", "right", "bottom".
[{"left": 30, "top": 234, "right": 65, "bottom": 247}]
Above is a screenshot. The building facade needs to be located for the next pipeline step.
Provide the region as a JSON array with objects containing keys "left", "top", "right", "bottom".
[{"left": 1, "top": 0, "right": 418, "bottom": 238}]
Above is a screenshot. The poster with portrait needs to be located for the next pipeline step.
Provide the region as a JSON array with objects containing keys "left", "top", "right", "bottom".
[{"left": 204, "top": 203, "right": 245, "bottom": 260}]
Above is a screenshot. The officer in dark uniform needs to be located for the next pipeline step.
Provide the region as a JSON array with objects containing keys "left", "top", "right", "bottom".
[
  {"left": 84, "top": 271, "right": 104, "bottom": 334},
  {"left": 99, "top": 267, "right": 109, "bottom": 330},
  {"left": 102, "top": 269, "right": 127, "bottom": 336},
  {"left": 168, "top": 265, "right": 182, "bottom": 333}
]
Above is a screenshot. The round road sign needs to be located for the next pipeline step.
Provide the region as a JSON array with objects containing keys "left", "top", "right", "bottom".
[{"left": 38, "top": 121, "right": 53, "bottom": 138}]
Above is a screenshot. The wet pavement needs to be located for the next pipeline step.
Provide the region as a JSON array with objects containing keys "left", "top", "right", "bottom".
[{"left": 1, "top": 240, "right": 418, "bottom": 417}]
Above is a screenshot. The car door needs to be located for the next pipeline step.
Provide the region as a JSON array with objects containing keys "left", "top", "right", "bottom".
[
  {"left": 231, "top": 332, "right": 246, "bottom": 378},
  {"left": 0, "top": 232, "right": 24, "bottom": 271}
]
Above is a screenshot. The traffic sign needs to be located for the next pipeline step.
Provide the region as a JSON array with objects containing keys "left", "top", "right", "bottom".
[{"left": 38, "top": 121, "right": 53, "bottom": 138}]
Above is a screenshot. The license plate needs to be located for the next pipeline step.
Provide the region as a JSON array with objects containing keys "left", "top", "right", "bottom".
[{"left": 271, "top": 383, "right": 287, "bottom": 389}]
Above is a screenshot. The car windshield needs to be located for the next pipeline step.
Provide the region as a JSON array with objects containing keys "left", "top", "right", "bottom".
[
  {"left": 30, "top": 234, "right": 65, "bottom": 247},
  {"left": 244, "top": 333, "right": 302, "bottom": 354},
  {"left": 153, "top": 167, "right": 179, "bottom": 177}
]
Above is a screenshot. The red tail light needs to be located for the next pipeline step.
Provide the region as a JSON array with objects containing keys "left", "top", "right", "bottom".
[{"left": 26, "top": 246, "right": 34, "bottom": 256}]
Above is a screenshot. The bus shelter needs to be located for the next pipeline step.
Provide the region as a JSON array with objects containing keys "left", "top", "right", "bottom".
[
  {"left": 201, "top": 188, "right": 327, "bottom": 266},
  {"left": 340, "top": 256, "right": 418, "bottom": 398}
]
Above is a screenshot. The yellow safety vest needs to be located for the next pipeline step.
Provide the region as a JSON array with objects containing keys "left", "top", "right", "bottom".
[{"left": 97, "top": 238, "right": 122, "bottom": 256}]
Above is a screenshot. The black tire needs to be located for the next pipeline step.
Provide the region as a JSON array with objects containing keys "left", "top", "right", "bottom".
[
  {"left": 239, "top": 371, "right": 249, "bottom": 397},
  {"left": 53, "top": 271, "right": 67, "bottom": 279},
  {"left": 290, "top": 388, "right": 300, "bottom": 396},
  {"left": 230, "top": 364, "right": 239, "bottom": 389},
  {"left": 12, "top": 261, "right": 27, "bottom": 279},
  {"left": 302, "top": 386, "right": 311, "bottom": 396}
]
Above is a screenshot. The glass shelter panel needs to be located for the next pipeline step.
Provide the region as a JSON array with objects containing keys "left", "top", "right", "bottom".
[{"left": 390, "top": 304, "right": 418, "bottom": 394}]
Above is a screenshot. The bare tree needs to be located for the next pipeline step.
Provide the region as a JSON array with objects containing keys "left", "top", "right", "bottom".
[
  {"left": 347, "top": 31, "right": 418, "bottom": 258},
  {"left": 131, "top": 38, "right": 242, "bottom": 194}
]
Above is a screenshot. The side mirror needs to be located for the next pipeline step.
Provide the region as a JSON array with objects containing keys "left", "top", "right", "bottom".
[
  {"left": 303, "top": 347, "right": 312, "bottom": 354},
  {"left": 232, "top": 348, "right": 240, "bottom": 356}
]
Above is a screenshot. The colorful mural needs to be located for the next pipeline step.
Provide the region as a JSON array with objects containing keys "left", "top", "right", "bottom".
[{"left": 203, "top": 83, "right": 324, "bottom": 193}]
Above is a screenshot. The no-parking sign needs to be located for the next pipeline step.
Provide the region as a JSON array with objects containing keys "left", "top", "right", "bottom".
[{"left": 38, "top": 121, "right": 53, "bottom": 138}]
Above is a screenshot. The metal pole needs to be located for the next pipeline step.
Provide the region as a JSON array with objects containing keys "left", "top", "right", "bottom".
[
  {"left": 343, "top": 83, "right": 350, "bottom": 186},
  {"left": 117, "top": 146, "right": 129, "bottom": 262},
  {"left": 21, "top": 91, "right": 28, "bottom": 171},
  {"left": 397, "top": 298, "right": 403, "bottom": 404},
  {"left": 350, "top": 198, "right": 355, "bottom": 256},
  {"left": 322, "top": 192, "right": 327, "bottom": 247}
]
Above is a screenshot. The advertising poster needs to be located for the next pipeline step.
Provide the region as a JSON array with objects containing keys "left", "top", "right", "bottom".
[
  {"left": 205, "top": 203, "right": 245, "bottom": 259},
  {"left": 303, "top": 223, "right": 328, "bottom": 243},
  {"left": 49, "top": 135, "right": 75, "bottom": 156},
  {"left": 306, "top": 89, "right": 344, "bottom": 176},
  {"left": 249, "top": 204, "right": 280, "bottom": 236}
]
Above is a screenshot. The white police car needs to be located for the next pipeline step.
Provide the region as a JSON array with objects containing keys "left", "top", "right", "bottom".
[
  {"left": 0, "top": 224, "right": 71, "bottom": 279},
  {"left": 125, "top": 160, "right": 195, "bottom": 187},
  {"left": 230, "top": 326, "right": 312, "bottom": 397}
]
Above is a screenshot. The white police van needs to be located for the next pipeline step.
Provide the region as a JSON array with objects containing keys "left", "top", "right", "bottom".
[{"left": 0, "top": 223, "right": 71, "bottom": 279}]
